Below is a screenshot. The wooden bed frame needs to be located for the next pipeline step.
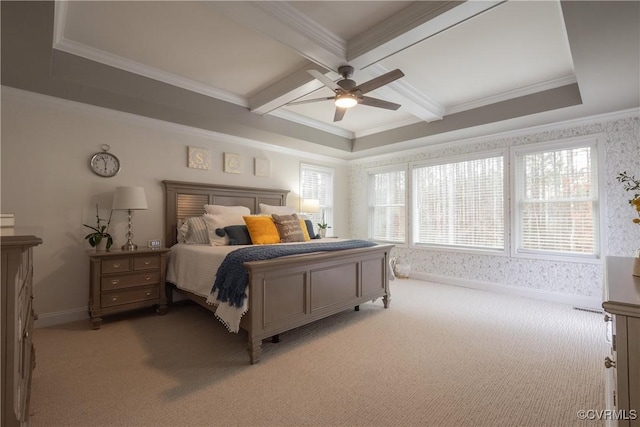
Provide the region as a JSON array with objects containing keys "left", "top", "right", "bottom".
[{"left": 163, "top": 180, "right": 393, "bottom": 364}]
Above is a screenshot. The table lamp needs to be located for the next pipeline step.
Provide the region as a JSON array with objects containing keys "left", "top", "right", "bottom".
[{"left": 112, "top": 186, "right": 148, "bottom": 251}]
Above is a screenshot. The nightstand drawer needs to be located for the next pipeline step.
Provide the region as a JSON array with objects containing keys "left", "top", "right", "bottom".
[
  {"left": 134, "top": 256, "right": 159, "bottom": 270},
  {"left": 101, "top": 271, "right": 160, "bottom": 291},
  {"left": 101, "top": 258, "right": 131, "bottom": 274},
  {"left": 101, "top": 286, "right": 159, "bottom": 308}
]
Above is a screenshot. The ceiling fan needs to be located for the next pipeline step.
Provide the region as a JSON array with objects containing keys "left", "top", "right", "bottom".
[{"left": 288, "top": 65, "right": 405, "bottom": 122}]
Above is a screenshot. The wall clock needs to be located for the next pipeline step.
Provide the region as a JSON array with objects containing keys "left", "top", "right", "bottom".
[{"left": 90, "top": 144, "right": 121, "bottom": 177}]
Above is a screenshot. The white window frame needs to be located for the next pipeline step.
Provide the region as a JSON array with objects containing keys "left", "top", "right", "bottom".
[
  {"left": 367, "top": 164, "right": 408, "bottom": 245},
  {"left": 410, "top": 150, "right": 508, "bottom": 254},
  {"left": 300, "top": 163, "right": 334, "bottom": 237},
  {"left": 510, "top": 135, "right": 605, "bottom": 263}
]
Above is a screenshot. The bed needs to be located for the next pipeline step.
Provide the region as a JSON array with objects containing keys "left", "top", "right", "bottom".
[{"left": 163, "top": 180, "right": 393, "bottom": 364}]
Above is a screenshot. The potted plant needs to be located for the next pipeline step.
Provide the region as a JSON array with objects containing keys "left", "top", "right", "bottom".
[
  {"left": 317, "top": 211, "right": 331, "bottom": 238},
  {"left": 616, "top": 171, "right": 640, "bottom": 276},
  {"left": 83, "top": 204, "right": 113, "bottom": 250}
]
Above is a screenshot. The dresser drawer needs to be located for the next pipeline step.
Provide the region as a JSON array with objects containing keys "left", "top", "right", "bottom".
[
  {"left": 101, "top": 258, "right": 131, "bottom": 274},
  {"left": 101, "top": 286, "right": 159, "bottom": 308},
  {"left": 134, "top": 256, "right": 159, "bottom": 270},
  {"left": 101, "top": 271, "right": 160, "bottom": 291}
]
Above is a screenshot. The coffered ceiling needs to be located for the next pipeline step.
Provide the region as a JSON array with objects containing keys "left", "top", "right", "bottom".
[{"left": 2, "top": 1, "right": 639, "bottom": 160}]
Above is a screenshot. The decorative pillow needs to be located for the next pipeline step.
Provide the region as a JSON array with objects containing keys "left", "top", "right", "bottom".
[
  {"left": 202, "top": 213, "right": 246, "bottom": 245},
  {"left": 183, "top": 216, "right": 210, "bottom": 245},
  {"left": 223, "top": 225, "right": 252, "bottom": 245},
  {"left": 304, "top": 219, "right": 319, "bottom": 239},
  {"left": 243, "top": 215, "right": 280, "bottom": 244},
  {"left": 204, "top": 205, "right": 251, "bottom": 216},
  {"left": 272, "top": 213, "right": 306, "bottom": 243},
  {"left": 177, "top": 219, "right": 188, "bottom": 244},
  {"left": 258, "top": 203, "right": 296, "bottom": 215},
  {"left": 299, "top": 219, "right": 311, "bottom": 241}
]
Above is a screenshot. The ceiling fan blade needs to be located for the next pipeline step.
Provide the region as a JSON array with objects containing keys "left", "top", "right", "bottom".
[
  {"left": 360, "top": 96, "right": 402, "bottom": 111},
  {"left": 307, "top": 70, "right": 342, "bottom": 92},
  {"left": 352, "top": 69, "right": 405, "bottom": 95},
  {"left": 287, "top": 97, "right": 334, "bottom": 106},
  {"left": 334, "top": 107, "right": 347, "bottom": 122}
]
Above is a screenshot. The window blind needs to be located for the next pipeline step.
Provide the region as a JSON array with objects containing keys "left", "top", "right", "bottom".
[
  {"left": 300, "top": 164, "right": 334, "bottom": 234},
  {"left": 370, "top": 169, "right": 406, "bottom": 242},
  {"left": 413, "top": 155, "right": 504, "bottom": 250},
  {"left": 516, "top": 145, "right": 597, "bottom": 255}
]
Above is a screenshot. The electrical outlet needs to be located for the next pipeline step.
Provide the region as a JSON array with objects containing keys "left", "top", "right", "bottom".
[{"left": 147, "top": 239, "right": 161, "bottom": 249}]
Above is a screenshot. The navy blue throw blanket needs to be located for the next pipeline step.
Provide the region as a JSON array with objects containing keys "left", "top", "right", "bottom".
[{"left": 212, "top": 240, "right": 377, "bottom": 307}]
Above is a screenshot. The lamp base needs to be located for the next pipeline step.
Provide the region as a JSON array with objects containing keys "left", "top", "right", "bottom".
[{"left": 121, "top": 239, "right": 138, "bottom": 251}]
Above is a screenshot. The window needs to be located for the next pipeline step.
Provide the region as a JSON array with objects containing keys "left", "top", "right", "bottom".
[
  {"left": 369, "top": 168, "right": 406, "bottom": 243},
  {"left": 300, "top": 163, "right": 334, "bottom": 235},
  {"left": 412, "top": 154, "right": 505, "bottom": 251},
  {"left": 513, "top": 139, "right": 599, "bottom": 258}
]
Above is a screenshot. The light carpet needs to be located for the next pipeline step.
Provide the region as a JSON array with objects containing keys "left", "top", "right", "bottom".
[{"left": 29, "top": 279, "right": 607, "bottom": 426}]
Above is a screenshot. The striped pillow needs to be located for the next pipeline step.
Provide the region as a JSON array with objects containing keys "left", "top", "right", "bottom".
[{"left": 183, "top": 216, "right": 210, "bottom": 245}]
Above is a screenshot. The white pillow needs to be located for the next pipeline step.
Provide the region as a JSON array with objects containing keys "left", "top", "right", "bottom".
[
  {"left": 204, "top": 205, "right": 251, "bottom": 216},
  {"left": 202, "top": 213, "right": 247, "bottom": 246},
  {"left": 259, "top": 203, "right": 296, "bottom": 215}
]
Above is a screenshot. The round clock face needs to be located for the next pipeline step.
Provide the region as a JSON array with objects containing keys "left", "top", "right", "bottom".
[{"left": 90, "top": 152, "right": 121, "bottom": 177}]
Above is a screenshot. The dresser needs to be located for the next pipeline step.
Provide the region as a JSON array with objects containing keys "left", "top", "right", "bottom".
[
  {"left": 603, "top": 256, "right": 640, "bottom": 427},
  {"left": 87, "top": 248, "right": 170, "bottom": 329},
  {"left": 1, "top": 231, "right": 42, "bottom": 427}
]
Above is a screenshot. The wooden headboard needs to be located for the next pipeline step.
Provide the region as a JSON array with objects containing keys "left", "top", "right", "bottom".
[{"left": 162, "top": 180, "right": 290, "bottom": 247}]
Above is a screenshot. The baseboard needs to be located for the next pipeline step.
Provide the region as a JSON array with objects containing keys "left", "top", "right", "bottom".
[
  {"left": 35, "top": 307, "right": 88, "bottom": 328},
  {"left": 410, "top": 272, "right": 603, "bottom": 311}
]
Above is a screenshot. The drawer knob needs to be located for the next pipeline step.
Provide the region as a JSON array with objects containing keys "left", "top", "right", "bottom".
[
  {"left": 604, "top": 356, "right": 616, "bottom": 369},
  {"left": 111, "top": 279, "right": 119, "bottom": 285},
  {"left": 113, "top": 263, "right": 120, "bottom": 268},
  {"left": 146, "top": 276, "right": 151, "bottom": 281},
  {"left": 145, "top": 292, "right": 151, "bottom": 296},
  {"left": 144, "top": 261, "right": 151, "bottom": 265},
  {"left": 604, "top": 314, "right": 612, "bottom": 322},
  {"left": 112, "top": 297, "right": 118, "bottom": 302}
]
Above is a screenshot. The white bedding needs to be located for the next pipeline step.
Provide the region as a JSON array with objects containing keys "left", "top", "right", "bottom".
[{"left": 166, "top": 239, "right": 349, "bottom": 332}]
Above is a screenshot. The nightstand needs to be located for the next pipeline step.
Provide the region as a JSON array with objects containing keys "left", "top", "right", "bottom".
[{"left": 87, "top": 247, "right": 170, "bottom": 329}]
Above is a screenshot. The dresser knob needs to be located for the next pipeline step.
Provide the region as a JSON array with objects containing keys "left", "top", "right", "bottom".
[
  {"left": 112, "top": 297, "right": 118, "bottom": 302},
  {"left": 144, "top": 261, "right": 151, "bottom": 265},
  {"left": 113, "top": 263, "right": 120, "bottom": 268},
  {"left": 145, "top": 292, "right": 151, "bottom": 296},
  {"left": 146, "top": 276, "right": 151, "bottom": 281},
  {"left": 111, "top": 279, "right": 119, "bottom": 285},
  {"left": 604, "top": 356, "right": 616, "bottom": 369},
  {"left": 604, "top": 314, "right": 612, "bottom": 322}
]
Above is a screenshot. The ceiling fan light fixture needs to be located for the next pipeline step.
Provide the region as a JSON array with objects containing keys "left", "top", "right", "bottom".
[{"left": 334, "top": 94, "right": 358, "bottom": 109}]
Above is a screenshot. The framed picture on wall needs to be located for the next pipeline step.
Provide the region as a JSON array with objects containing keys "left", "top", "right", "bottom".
[
  {"left": 224, "top": 152, "right": 242, "bottom": 174},
  {"left": 188, "top": 146, "right": 211, "bottom": 170},
  {"left": 255, "top": 158, "right": 270, "bottom": 177}
]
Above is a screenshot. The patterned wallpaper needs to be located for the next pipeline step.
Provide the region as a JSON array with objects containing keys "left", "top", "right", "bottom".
[{"left": 349, "top": 114, "right": 640, "bottom": 298}]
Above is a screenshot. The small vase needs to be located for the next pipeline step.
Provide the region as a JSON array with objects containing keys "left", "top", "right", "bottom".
[
  {"left": 95, "top": 238, "right": 109, "bottom": 252},
  {"left": 319, "top": 229, "right": 326, "bottom": 238}
]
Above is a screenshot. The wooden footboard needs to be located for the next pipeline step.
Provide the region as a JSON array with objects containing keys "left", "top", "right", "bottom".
[{"left": 243, "top": 244, "right": 393, "bottom": 364}]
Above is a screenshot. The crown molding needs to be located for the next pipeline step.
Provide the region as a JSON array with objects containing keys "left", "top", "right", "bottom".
[
  {"left": 348, "top": 107, "right": 640, "bottom": 164},
  {"left": 52, "top": 38, "right": 248, "bottom": 108},
  {"left": 2, "top": 86, "right": 348, "bottom": 165},
  {"left": 445, "top": 75, "right": 579, "bottom": 116}
]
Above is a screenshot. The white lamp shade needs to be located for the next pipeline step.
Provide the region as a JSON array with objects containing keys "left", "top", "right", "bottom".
[
  {"left": 301, "top": 198, "right": 320, "bottom": 213},
  {"left": 112, "top": 186, "right": 148, "bottom": 210}
]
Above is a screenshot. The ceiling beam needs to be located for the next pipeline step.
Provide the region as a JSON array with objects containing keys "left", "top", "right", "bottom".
[{"left": 223, "top": 1, "right": 504, "bottom": 124}]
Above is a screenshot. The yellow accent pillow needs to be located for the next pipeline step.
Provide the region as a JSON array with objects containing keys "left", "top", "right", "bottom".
[
  {"left": 299, "top": 219, "right": 311, "bottom": 241},
  {"left": 243, "top": 216, "right": 280, "bottom": 245}
]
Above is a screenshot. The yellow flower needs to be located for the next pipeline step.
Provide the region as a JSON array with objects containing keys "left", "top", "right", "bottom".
[{"left": 634, "top": 218, "right": 640, "bottom": 224}]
